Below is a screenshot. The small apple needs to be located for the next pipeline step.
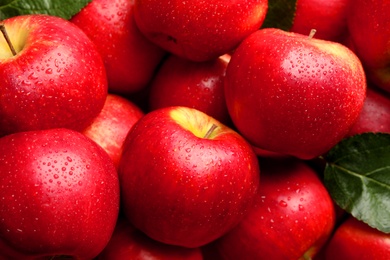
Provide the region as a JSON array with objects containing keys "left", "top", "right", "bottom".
[
  {"left": 0, "top": 14, "right": 107, "bottom": 137},
  {"left": 325, "top": 217, "right": 390, "bottom": 260},
  {"left": 347, "top": 86, "right": 390, "bottom": 137},
  {"left": 215, "top": 158, "right": 336, "bottom": 260},
  {"left": 97, "top": 217, "right": 204, "bottom": 260},
  {"left": 70, "top": 0, "right": 166, "bottom": 94},
  {"left": 82, "top": 93, "right": 144, "bottom": 169},
  {"left": 347, "top": 0, "right": 390, "bottom": 93},
  {"left": 224, "top": 28, "right": 367, "bottom": 159},
  {"left": 149, "top": 54, "right": 231, "bottom": 124},
  {"left": 133, "top": 0, "right": 268, "bottom": 61},
  {"left": 118, "top": 106, "right": 260, "bottom": 248},
  {"left": 0, "top": 128, "right": 120, "bottom": 259}
]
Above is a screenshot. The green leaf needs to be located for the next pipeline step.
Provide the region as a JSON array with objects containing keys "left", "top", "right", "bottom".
[
  {"left": 324, "top": 133, "right": 390, "bottom": 234},
  {"left": 261, "top": 0, "right": 298, "bottom": 31},
  {"left": 0, "top": 0, "right": 92, "bottom": 20}
]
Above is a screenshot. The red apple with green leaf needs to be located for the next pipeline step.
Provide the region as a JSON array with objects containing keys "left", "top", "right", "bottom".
[
  {"left": 0, "top": 14, "right": 107, "bottom": 137},
  {"left": 118, "top": 106, "right": 260, "bottom": 248},
  {"left": 97, "top": 217, "right": 203, "bottom": 260},
  {"left": 70, "top": 0, "right": 166, "bottom": 94},
  {"left": 133, "top": 0, "right": 268, "bottom": 61},
  {"left": 0, "top": 128, "right": 120, "bottom": 259},
  {"left": 82, "top": 93, "right": 144, "bottom": 169},
  {"left": 215, "top": 158, "right": 336, "bottom": 260},
  {"left": 347, "top": 0, "right": 390, "bottom": 93},
  {"left": 224, "top": 28, "right": 367, "bottom": 159},
  {"left": 149, "top": 54, "right": 231, "bottom": 124},
  {"left": 325, "top": 216, "right": 390, "bottom": 260}
]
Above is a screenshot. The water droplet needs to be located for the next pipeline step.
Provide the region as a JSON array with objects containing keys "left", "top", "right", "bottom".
[
  {"left": 299, "top": 205, "right": 304, "bottom": 211},
  {"left": 46, "top": 68, "right": 53, "bottom": 74},
  {"left": 53, "top": 174, "right": 59, "bottom": 179},
  {"left": 185, "top": 148, "right": 191, "bottom": 153},
  {"left": 61, "top": 167, "right": 66, "bottom": 171},
  {"left": 279, "top": 200, "right": 288, "bottom": 207}
]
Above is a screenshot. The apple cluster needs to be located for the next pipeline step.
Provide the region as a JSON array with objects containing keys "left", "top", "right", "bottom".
[{"left": 0, "top": 0, "right": 389, "bottom": 259}]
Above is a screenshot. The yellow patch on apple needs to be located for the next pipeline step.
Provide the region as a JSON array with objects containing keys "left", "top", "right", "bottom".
[{"left": 169, "top": 107, "right": 222, "bottom": 139}]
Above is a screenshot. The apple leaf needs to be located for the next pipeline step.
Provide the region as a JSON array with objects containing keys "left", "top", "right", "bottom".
[
  {"left": 324, "top": 133, "right": 390, "bottom": 234},
  {"left": 0, "top": 0, "right": 92, "bottom": 20},
  {"left": 261, "top": 0, "right": 298, "bottom": 31}
]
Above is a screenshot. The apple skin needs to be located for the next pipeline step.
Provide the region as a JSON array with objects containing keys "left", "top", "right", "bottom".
[
  {"left": 70, "top": 0, "right": 166, "bottom": 94},
  {"left": 118, "top": 106, "right": 260, "bottom": 248},
  {"left": 290, "top": 0, "right": 350, "bottom": 42},
  {"left": 82, "top": 94, "right": 144, "bottom": 169},
  {"left": 347, "top": 86, "right": 390, "bottom": 137},
  {"left": 325, "top": 217, "right": 390, "bottom": 260},
  {"left": 149, "top": 54, "right": 231, "bottom": 124},
  {"left": 347, "top": 0, "right": 390, "bottom": 93},
  {"left": 224, "top": 28, "right": 367, "bottom": 159},
  {"left": 133, "top": 0, "right": 268, "bottom": 61},
  {"left": 97, "top": 217, "right": 204, "bottom": 260},
  {"left": 215, "top": 158, "right": 336, "bottom": 260},
  {"left": 0, "top": 128, "right": 120, "bottom": 259},
  {"left": 0, "top": 14, "right": 107, "bottom": 137}
]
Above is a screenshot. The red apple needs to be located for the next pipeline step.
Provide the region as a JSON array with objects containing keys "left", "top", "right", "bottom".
[
  {"left": 149, "top": 54, "right": 231, "bottom": 124},
  {"left": 82, "top": 94, "right": 144, "bottom": 169},
  {"left": 118, "top": 106, "right": 260, "bottom": 248},
  {"left": 347, "top": 86, "right": 390, "bottom": 137},
  {"left": 0, "top": 128, "right": 120, "bottom": 259},
  {"left": 325, "top": 217, "right": 390, "bottom": 260},
  {"left": 71, "top": 0, "right": 166, "bottom": 94},
  {"left": 133, "top": 0, "right": 268, "bottom": 61},
  {"left": 291, "top": 0, "right": 351, "bottom": 42},
  {"left": 347, "top": 0, "right": 390, "bottom": 93},
  {"left": 97, "top": 217, "right": 203, "bottom": 260},
  {"left": 224, "top": 28, "right": 367, "bottom": 159},
  {"left": 0, "top": 14, "right": 107, "bottom": 137},
  {"left": 215, "top": 158, "right": 336, "bottom": 260}
]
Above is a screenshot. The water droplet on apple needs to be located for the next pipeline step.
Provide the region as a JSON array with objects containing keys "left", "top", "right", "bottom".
[
  {"left": 53, "top": 174, "right": 59, "bottom": 179},
  {"left": 45, "top": 68, "right": 53, "bottom": 74},
  {"left": 298, "top": 205, "right": 304, "bottom": 211},
  {"left": 278, "top": 200, "right": 288, "bottom": 207},
  {"left": 185, "top": 148, "right": 191, "bottom": 153},
  {"left": 61, "top": 167, "right": 66, "bottom": 171}
]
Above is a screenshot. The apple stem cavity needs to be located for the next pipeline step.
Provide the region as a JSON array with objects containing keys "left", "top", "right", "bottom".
[
  {"left": 204, "top": 124, "right": 218, "bottom": 139},
  {"left": 308, "top": 29, "right": 317, "bottom": 39},
  {"left": 0, "top": 23, "right": 17, "bottom": 56}
]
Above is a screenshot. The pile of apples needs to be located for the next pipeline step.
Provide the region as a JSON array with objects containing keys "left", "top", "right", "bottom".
[{"left": 0, "top": 0, "right": 389, "bottom": 259}]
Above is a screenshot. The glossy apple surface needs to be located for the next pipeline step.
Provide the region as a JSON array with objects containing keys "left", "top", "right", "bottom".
[
  {"left": 224, "top": 28, "right": 366, "bottom": 159},
  {"left": 347, "top": 86, "right": 390, "bottom": 136},
  {"left": 0, "top": 128, "right": 120, "bottom": 259},
  {"left": 325, "top": 217, "right": 390, "bottom": 260},
  {"left": 71, "top": 0, "right": 166, "bottom": 94},
  {"left": 97, "top": 217, "right": 203, "bottom": 260},
  {"left": 347, "top": 0, "right": 390, "bottom": 93},
  {"left": 133, "top": 0, "right": 268, "bottom": 61},
  {"left": 291, "top": 0, "right": 350, "bottom": 42},
  {"left": 119, "top": 106, "right": 260, "bottom": 248},
  {"left": 149, "top": 54, "right": 230, "bottom": 124},
  {"left": 215, "top": 158, "right": 336, "bottom": 260},
  {"left": 82, "top": 94, "right": 144, "bottom": 169},
  {"left": 0, "top": 14, "right": 107, "bottom": 137}
]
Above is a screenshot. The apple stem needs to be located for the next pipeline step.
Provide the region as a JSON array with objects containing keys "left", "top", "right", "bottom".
[
  {"left": 204, "top": 124, "right": 218, "bottom": 139},
  {"left": 0, "top": 23, "right": 17, "bottom": 56},
  {"left": 308, "top": 29, "right": 317, "bottom": 39}
]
